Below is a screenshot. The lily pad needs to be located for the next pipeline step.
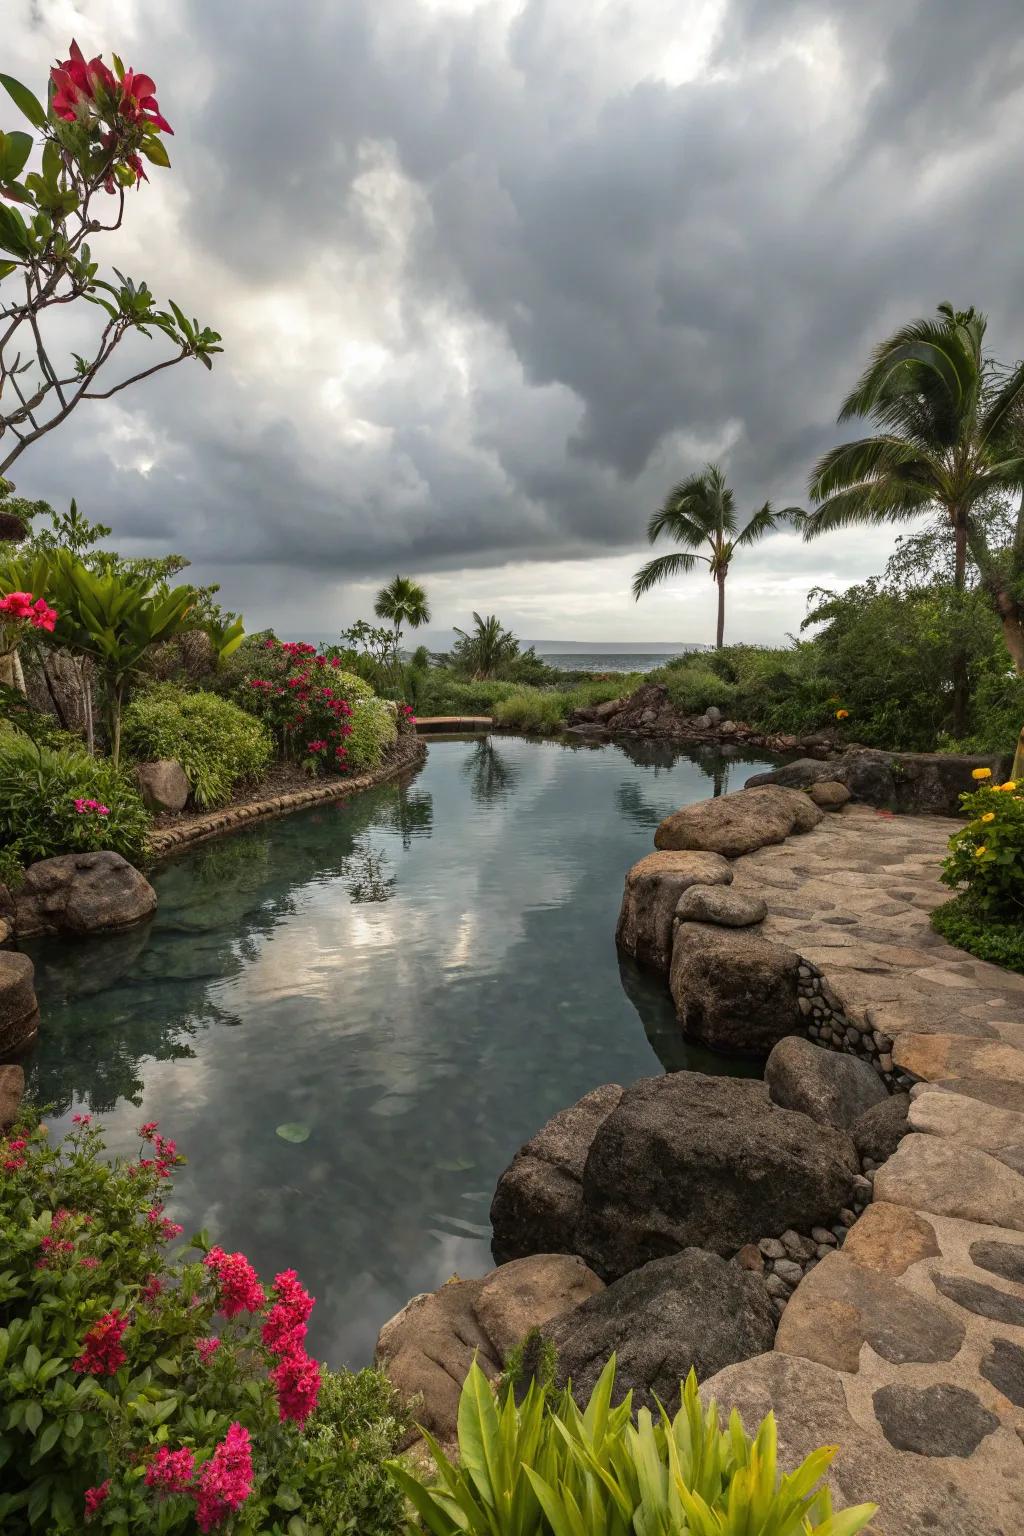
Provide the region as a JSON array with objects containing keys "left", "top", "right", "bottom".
[
  {"left": 437, "top": 1157, "right": 475, "bottom": 1173},
  {"left": 275, "top": 1123, "right": 311, "bottom": 1144}
]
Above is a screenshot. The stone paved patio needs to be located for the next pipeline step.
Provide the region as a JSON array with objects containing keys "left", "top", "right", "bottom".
[{"left": 699, "top": 802, "right": 1024, "bottom": 1534}]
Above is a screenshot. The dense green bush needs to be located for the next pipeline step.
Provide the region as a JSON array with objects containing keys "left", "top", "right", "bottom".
[
  {"left": 390, "top": 1358, "right": 876, "bottom": 1536},
  {"left": 932, "top": 892, "right": 1024, "bottom": 974},
  {"left": 941, "top": 776, "right": 1024, "bottom": 918},
  {"left": 0, "top": 1107, "right": 409, "bottom": 1536},
  {"left": 123, "top": 686, "right": 274, "bottom": 809},
  {"left": 345, "top": 698, "right": 398, "bottom": 772},
  {"left": 0, "top": 734, "right": 150, "bottom": 866},
  {"left": 492, "top": 691, "right": 568, "bottom": 733}
]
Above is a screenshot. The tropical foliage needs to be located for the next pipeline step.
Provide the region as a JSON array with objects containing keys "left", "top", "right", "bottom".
[
  {"left": 374, "top": 576, "right": 431, "bottom": 646},
  {"left": 123, "top": 687, "right": 274, "bottom": 809},
  {"left": 390, "top": 1357, "right": 876, "bottom": 1536},
  {"left": 0, "top": 728, "right": 150, "bottom": 869},
  {"left": 0, "top": 44, "right": 220, "bottom": 476},
  {"left": 450, "top": 613, "right": 522, "bottom": 679},
  {"left": 941, "top": 776, "right": 1023, "bottom": 916},
  {"left": 0, "top": 1107, "right": 409, "bottom": 1536},
  {"left": 634, "top": 464, "right": 797, "bottom": 649}
]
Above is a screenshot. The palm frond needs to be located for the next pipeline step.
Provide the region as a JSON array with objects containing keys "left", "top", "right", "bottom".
[
  {"left": 809, "top": 436, "right": 938, "bottom": 502},
  {"left": 632, "top": 551, "right": 704, "bottom": 598},
  {"left": 802, "top": 483, "right": 933, "bottom": 539},
  {"left": 838, "top": 316, "right": 979, "bottom": 425},
  {"left": 979, "top": 358, "right": 1024, "bottom": 451},
  {"left": 734, "top": 501, "right": 779, "bottom": 548}
]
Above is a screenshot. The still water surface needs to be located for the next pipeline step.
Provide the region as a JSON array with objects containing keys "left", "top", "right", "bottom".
[{"left": 26, "top": 735, "right": 775, "bottom": 1365}]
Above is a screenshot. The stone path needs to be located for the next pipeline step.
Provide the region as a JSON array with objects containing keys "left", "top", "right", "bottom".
[{"left": 701, "top": 804, "right": 1024, "bottom": 1534}]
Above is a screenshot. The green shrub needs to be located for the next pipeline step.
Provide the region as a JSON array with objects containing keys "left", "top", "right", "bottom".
[
  {"left": 492, "top": 691, "right": 567, "bottom": 734},
  {"left": 932, "top": 891, "right": 1024, "bottom": 974},
  {"left": 0, "top": 734, "right": 150, "bottom": 866},
  {"left": 123, "top": 686, "right": 274, "bottom": 809},
  {"left": 389, "top": 1358, "right": 876, "bottom": 1536},
  {"left": 345, "top": 697, "right": 398, "bottom": 772},
  {"left": 0, "top": 1106, "right": 408, "bottom": 1536},
  {"left": 940, "top": 776, "right": 1024, "bottom": 918},
  {"left": 659, "top": 664, "right": 740, "bottom": 717}
]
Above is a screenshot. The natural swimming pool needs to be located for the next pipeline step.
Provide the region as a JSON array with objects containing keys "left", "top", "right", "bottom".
[{"left": 25, "top": 734, "right": 776, "bottom": 1366}]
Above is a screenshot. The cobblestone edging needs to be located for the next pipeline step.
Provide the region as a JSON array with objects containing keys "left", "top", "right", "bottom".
[
  {"left": 146, "top": 735, "right": 426, "bottom": 859},
  {"left": 797, "top": 961, "right": 916, "bottom": 1093}
]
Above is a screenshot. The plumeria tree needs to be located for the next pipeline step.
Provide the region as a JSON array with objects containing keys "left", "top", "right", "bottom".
[{"left": 0, "top": 41, "right": 221, "bottom": 475}]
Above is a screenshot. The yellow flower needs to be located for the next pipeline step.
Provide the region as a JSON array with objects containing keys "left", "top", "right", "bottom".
[
  {"left": 998, "top": 780, "right": 1018, "bottom": 792},
  {"left": 835, "top": 708, "right": 849, "bottom": 720},
  {"left": 981, "top": 811, "right": 995, "bottom": 823},
  {"left": 971, "top": 767, "right": 992, "bottom": 780},
  {"left": 975, "top": 845, "right": 987, "bottom": 857}
]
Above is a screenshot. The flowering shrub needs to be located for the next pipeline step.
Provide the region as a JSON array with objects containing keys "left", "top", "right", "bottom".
[
  {"left": 0, "top": 591, "right": 58, "bottom": 634},
  {"left": 0, "top": 1108, "right": 409, "bottom": 1535},
  {"left": 123, "top": 686, "right": 273, "bottom": 809},
  {"left": 238, "top": 640, "right": 395, "bottom": 775},
  {"left": 0, "top": 732, "right": 150, "bottom": 867},
  {"left": 942, "top": 776, "right": 1024, "bottom": 916}
]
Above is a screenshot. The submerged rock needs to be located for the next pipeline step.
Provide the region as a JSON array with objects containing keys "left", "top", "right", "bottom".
[{"left": 14, "top": 851, "right": 157, "bottom": 939}]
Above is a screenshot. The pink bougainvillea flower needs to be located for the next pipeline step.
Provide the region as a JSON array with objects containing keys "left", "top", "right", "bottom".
[
  {"left": 262, "top": 1268, "right": 315, "bottom": 1356},
  {"left": 84, "top": 1480, "right": 111, "bottom": 1522},
  {"left": 144, "top": 1444, "right": 195, "bottom": 1494},
  {"left": 73, "top": 1309, "right": 129, "bottom": 1376},
  {"left": 196, "top": 1335, "right": 221, "bottom": 1364},
  {"left": 270, "top": 1347, "right": 322, "bottom": 1425},
  {"left": 71, "top": 1112, "right": 92, "bottom": 1125},
  {"left": 80, "top": 1255, "right": 100, "bottom": 1270},
  {"left": 203, "top": 1247, "right": 265, "bottom": 1318},
  {"left": 193, "top": 1423, "right": 253, "bottom": 1532}
]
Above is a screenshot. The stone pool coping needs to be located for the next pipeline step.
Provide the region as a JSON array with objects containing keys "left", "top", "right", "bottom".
[
  {"left": 643, "top": 791, "right": 1024, "bottom": 1531},
  {"left": 146, "top": 733, "right": 426, "bottom": 859}
]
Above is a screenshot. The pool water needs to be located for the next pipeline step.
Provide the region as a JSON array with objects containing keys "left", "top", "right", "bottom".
[{"left": 25, "top": 734, "right": 776, "bottom": 1366}]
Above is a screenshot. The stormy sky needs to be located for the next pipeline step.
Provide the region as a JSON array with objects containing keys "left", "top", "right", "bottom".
[{"left": 6, "top": 0, "right": 1024, "bottom": 644}]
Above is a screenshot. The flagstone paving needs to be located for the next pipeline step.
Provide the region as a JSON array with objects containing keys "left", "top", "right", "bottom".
[{"left": 698, "top": 802, "right": 1024, "bottom": 1534}]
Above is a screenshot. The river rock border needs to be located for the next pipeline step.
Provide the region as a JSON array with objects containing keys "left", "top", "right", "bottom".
[{"left": 147, "top": 732, "right": 426, "bottom": 858}]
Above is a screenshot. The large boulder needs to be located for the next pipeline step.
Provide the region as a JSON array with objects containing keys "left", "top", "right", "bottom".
[
  {"left": 14, "top": 852, "right": 157, "bottom": 939},
  {"left": 492, "top": 1075, "right": 861, "bottom": 1284},
  {"left": 765, "top": 1036, "right": 888, "bottom": 1130},
  {"left": 654, "top": 786, "right": 822, "bottom": 858},
  {"left": 673, "top": 885, "right": 767, "bottom": 927},
  {"left": 851, "top": 1092, "right": 910, "bottom": 1164},
  {"left": 669, "top": 925, "right": 801, "bottom": 1055},
  {"left": 0, "top": 951, "right": 39, "bottom": 1055},
  {"left": 545, "top": 1249, "right": 777, "bottom": 1409},
  {"left": 375, "top": 1254, "right": 604, "bottom": 1442},
  {"left": 135, "top": 759, "right": 189, "bottom": 813},
  {"left": 490, "top": 1085, "right": 622, "bottom": 1263},
  {"left": 615, "top": 850, "right": 733, "bottom": 970},
  {"left": 0, "top": 1063, "right": 24, "bottom": 1129}
]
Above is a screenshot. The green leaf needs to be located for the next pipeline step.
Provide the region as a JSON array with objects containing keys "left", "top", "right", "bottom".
[
  {"left": 140, "top": 137, "right": 171, "bottom": 170},
  {"left": 0, "top": 260, "right": 14, "bottom": 280},
  {"left": 0, "top": 75, "right": 47, "bottom": 130},
  {"left": 275, "top": 1123, "right": 311, "bottom": 1144},
  {"left": 23, "top": 1400, "right": 42, "bottom": 1435},
  {"left": 34, "top": 1420, "right": 61, "bottom": 1459},
  {"left": 0, "top": 131, "right": 32, "bottom": 181},
  {"left": 275, "top": 1487, "right": 302, "bottom": 1511}
]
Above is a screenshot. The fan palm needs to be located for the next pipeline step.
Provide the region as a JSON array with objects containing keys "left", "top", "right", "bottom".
[
  {"left": 633, "top": 463, "right": 794, "bottom": 649},
  {"left": 802, "top": 303, "right": 1024, "bottom": 731},
  {"left": 373, "top": 575, "right": 431, "bottom": 648}
]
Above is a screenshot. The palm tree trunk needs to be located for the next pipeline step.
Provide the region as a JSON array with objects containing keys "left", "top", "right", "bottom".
[
  {"left": 951, "top": 515, "right": 969, "bottom": 736},
  {"left": 715, "top": 571, "right": 726, "bottom": 650}
]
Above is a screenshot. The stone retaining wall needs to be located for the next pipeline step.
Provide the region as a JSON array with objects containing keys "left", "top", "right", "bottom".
[{"left": 147, "top": 733, "right": 426, "bottom": 859}]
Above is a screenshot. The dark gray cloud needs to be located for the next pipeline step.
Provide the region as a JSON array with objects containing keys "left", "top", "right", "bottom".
[{"left": 6, "top": 0, "right": 1024, "bottom": 636}]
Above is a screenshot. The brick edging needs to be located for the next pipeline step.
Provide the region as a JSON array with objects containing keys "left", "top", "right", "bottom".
[{"left": 145, "top": 737, "right": 427, "bottom": 860}]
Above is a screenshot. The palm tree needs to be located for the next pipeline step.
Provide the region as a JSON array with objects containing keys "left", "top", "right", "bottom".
[
  {"left": 632, "top": 463, "right": 794, "bottom": 649},
  {"left": 451, "top": 613, "right": 519, "bottom": 679},
  {"left": 373, "top": 575, "right": 431, "bottom": 654},
  {"left": 802, "top": 303, "right": 1024, "bottom": 731}
]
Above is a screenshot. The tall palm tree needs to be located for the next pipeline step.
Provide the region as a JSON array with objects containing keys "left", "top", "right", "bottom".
[
  {"left": 373, "top": 575, "right": 431, "bottom": 655},
  {"left": 802, "top": 303, "right": 1024, "bottom": 731},
  {"left": 632, "top": 463, "right": 793, "bottom": 649},
  {"left": 451, "top": 613, "right": 519, "bottom": 679}
]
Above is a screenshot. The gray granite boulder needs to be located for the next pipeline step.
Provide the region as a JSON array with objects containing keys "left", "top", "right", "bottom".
[
  {"left": 673, "top": 885, "right": 767, "bottom": 927},
  {"left": 0, "top": 951, "right": 39, "bottom": 1055},
  {"left": 574, "top": 1073, "right": 859, "bottom": 1279},
  {"left": 14, "top": 851, "right": 156, "bottom": 938},
  {"left": 765, "top": 1036, "right": 888, "bottom": 1130},
  {"left": 654, "top": 786, "right": 822, "bottom": 858},
  {"left": 670, "top": 925, "right": 802, "bottom": 1055},
  {"left": 615, "top": 850, "right": 732, "bottom": 970},
  {"left": 546, "top": 1249, "right": 777, "bottom": 1409},
  {"left": 135, "top": 759, "right": 189, "bottom": 813},
  {"left": 851, "top": 1093, "right": 910, "bottom": 1164},
  {"left": 490, "top": 1085, "right": 622, "bottom": 1263}
]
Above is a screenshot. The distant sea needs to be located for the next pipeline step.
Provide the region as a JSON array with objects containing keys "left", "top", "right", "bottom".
[{"left": 537, "top": 651, "right": 685, "bottom": 674}]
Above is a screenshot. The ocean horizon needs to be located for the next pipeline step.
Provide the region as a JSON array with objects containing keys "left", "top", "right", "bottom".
[{"left": 536, "top": 649, "right": 696, "bottom": 674}]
